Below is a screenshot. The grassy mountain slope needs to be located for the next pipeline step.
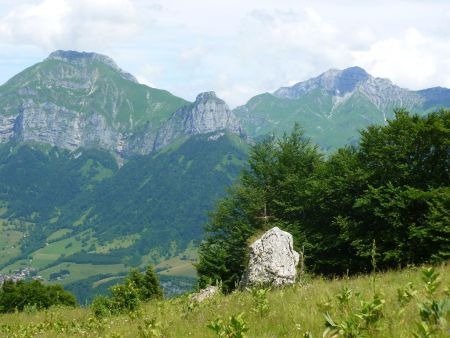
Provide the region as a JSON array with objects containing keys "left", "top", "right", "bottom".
[
  {"left": 235, "top": 70, "right": 450, "bottom": 151},
  {"left": 0, "top": 57, "right": 187, "bottom": 130},
  {"left": 234, "top": 90, "right": 387, "bottom": 150},
  {"left": 1, "top": 264, "right": 448, "bottom": 337},
  {"left": 0, "top": 132, "right": 248, "bottom": 302}
]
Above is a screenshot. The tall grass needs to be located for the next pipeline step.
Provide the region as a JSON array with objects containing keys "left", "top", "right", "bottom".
[{"left": 1, "top": 264, "right": 449, "bottom": 337}]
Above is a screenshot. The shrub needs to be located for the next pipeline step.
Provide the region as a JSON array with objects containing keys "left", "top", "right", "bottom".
[
  {"left": 207, "top": 312, "right": 249, "bottom": 338},
  {"left": 127, "top": 265, "right": 163, "bottom": 301},
  {"left": 90, "top": 265, "right": 162, "bottom": 317},
  {"left": 109, "top": 281, "right": 141, "bottom": 314},
  {"left": 90, "top": 295, "right": 112, "bottom": 317}
]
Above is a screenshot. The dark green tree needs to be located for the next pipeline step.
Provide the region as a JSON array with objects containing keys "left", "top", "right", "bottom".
[
  {"left": 126, "top": 265, "right": 163, "bottom": 301},
  {"left": 197, "top": 125, "right": 322, "bottom": 291},
  {"left": 197, "top": 110, "right": 450, "bottom": 290},
  {"left": 339, "top": 109, "right": 450, "bottom": 269},
  {"left": 0, "top": 280, "right": 77, "bottom": 313}
]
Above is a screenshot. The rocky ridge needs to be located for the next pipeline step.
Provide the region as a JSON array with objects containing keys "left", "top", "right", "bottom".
[
  {"left": 273, "top": 66, "right": 424, "bottom": 112},
  {"left": 0, "top": 51, "right": 243, "bottom": 158},
  {"left": 1, "top": 52, "right": 449, "bottom": 157},
  {"left": 234, "top": 66, "right": 450, "bottom": 150},
  {"left": 153, "top": 91, "right": 244, "bottom": 150}
]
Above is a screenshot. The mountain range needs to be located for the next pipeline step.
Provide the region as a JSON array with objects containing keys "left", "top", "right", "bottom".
[
  {"left": 235, "top": 66, "right": 450, "bottom": 150},
  {"left": 0, "top": 50, "right": 449, "bottom": 302}
]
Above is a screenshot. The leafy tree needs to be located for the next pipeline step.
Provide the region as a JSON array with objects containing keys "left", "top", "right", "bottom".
[
  {"left": 359, "top": 109, "right": 449, "bottom": 189},
  {"left": 90, "top": 265, "right": 163, "bottom": 316},
  {"left": 0, "top": 280, "right": 77, "bottom": 313},
  {"left": 127, "top": 265, "right": 163, "bottom": 301},
  {"left": 197, "top": 125, "right": 322, "bottom": 291},
  {"left": 339, "top": 110, "right": 450, "bottom": 269},
  {"left": 197, "top": 110, "right": 450, "bottom": 290},
  {"left": 303, "top": 147, "right": 368, "bottom": 274}
]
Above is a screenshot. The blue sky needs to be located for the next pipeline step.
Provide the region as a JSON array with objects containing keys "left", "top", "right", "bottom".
[{"left": 0, "top": 0, "right": 449, "bottom": 107}]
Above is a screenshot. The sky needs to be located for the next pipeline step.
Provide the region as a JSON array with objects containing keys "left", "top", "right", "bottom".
[{"left": 0, "top": 0, "right": 449, "bottom": 107}]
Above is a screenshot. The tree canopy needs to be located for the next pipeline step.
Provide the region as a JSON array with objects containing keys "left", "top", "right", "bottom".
[
  {"left": 0, "top": 279, "right": 77, "bottom": 313},
  {"left": 197, "top": 110, "right": 450, "bottom": 291}
]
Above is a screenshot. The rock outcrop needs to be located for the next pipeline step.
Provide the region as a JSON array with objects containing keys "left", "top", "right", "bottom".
[
  {"left": 189, "top": 286, "right": 219, "bottom": 303},
  {"left": 272, "top": 66, "right": 423, "bottom": 110},
  {"left": 240, "top": 227, "right": 299, "bottom": 288},
  {"left": 153, "top": 91, "right": 243, "bottom": 150}
]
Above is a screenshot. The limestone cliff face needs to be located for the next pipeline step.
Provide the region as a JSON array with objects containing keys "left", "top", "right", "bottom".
[
  {"left": 273, "top": 66, "right": 424, "bottom": 111},
  {"left": 0, "top": 51, "right": 243, "bottom": 157},
  {"left": 153, "top": 92, "right": 244, "bottom": 150}
]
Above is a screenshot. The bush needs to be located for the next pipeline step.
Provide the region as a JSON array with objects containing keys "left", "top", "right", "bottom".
[
  {"left": 110, "top": 282, "right": 141, "bottom": 313},
  {"left": 90, "top": 295, "right": 112, "bottom": 317},
  {"left": 90, "top": 265, "right": 162, "bottom": 317},
  {"left": 127, "top": 265, "right": 163, "bottom": 301}
]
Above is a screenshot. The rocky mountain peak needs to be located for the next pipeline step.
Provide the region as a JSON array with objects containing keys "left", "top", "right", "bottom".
[
  {"left": 274, "top": 66, "right": 371, "bottom": 99},
  {"left": 153, "top": 91, "right": 243, "bottom": 150},
  {"left": 195, "top": 91, "right": 220, "bottom": 102},
  {"left": 46, "top": 50, "right": 138, "bottom": 83},
  {"left": 192, "top": 91, "right": 228, "bottom": 113},
  {"left": 331, "top": 66, "right": 369, "bottom": 94}
]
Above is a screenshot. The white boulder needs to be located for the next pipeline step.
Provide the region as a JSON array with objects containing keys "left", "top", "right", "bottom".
[{"left": 240, "top": 227, "right": 299, "bottom": 288}]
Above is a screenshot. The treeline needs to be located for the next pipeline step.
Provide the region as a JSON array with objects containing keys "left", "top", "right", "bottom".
[
  {"left": 0, "top": 279, "right": 77, "bottom": 313},
  {"left": 197, "top": 110, "right": 450, "bottom": 291}
]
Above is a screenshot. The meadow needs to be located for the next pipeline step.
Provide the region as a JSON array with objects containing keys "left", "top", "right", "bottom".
[{"left": 0, "top": 264, "right": 448, "bottom": 337}]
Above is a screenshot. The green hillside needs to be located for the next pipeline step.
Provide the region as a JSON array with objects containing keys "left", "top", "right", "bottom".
[
  {"left": 234, "top": 68, "right": 450, "bottom": 151},
  {"left": 234, "top": 90, "right": 410, "bottom": 151},
  {"left": 0, "top": 57, "right": 187, "bottom": 130},
  {"left": 1, "top": 264, "right": 448, "bottom": 337},
  {"left": 0, "top": 143, "right": 118, "bottom": 221},
  {"left": 0, "top": 132, "right": 248, "bottom": 302}
]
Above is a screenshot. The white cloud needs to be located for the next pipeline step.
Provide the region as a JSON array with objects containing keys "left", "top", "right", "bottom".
[
  {"left": 179, "top": 45, "right": 207, "bottom": 60},
  {"left": 353, "top": 28, "right": 450, "bottom": 89},
  {"left": 136, "top": 63, "right": 164, "bottom": 88},
  {"left": 0, "top": 0, "right": 140, "bottom": 50},
  {"left": 194, "top": 8, "right": 353, "bottom": 106},
  {"left": 0, "top": 0, "right": 450, "bottom": 105}
]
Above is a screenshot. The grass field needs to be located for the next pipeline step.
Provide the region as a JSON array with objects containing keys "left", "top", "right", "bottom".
[
  {"left": 1, "top": 229, "right": 97, "bottom": 272},
  {"left": 39, "top": 263, "right": 128, "bottom": 285},
  {"left": 91, "top": 276, "right": 124, "bottom": 288},
  {"left": 1, "top": 264, "right": 448, "bottom": 337},
  {"left": 47, "top": 229, "right": 73, "bottom": 242},
  {"left": 155, "top": 245, "right": 198, "bottom": 278},
  {"left": 155, "top": 256, "right": 197, "bottom": 278},
  {"left": 95, "top": 234, "right": 140, "bottom": 254},
  {"left": 31, "top": 238, "right": 83, "bottom": 269}
]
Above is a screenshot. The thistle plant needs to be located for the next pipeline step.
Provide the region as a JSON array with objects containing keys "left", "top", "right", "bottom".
[
  {"left": 249, "top": 287, "right": 270, "bottom": 317},
  {"left": 413, "top": 267, "right": 449, "bottom": 337},
  {"left": 207, "top": 313, "right": 249, "bottom": 338}
]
